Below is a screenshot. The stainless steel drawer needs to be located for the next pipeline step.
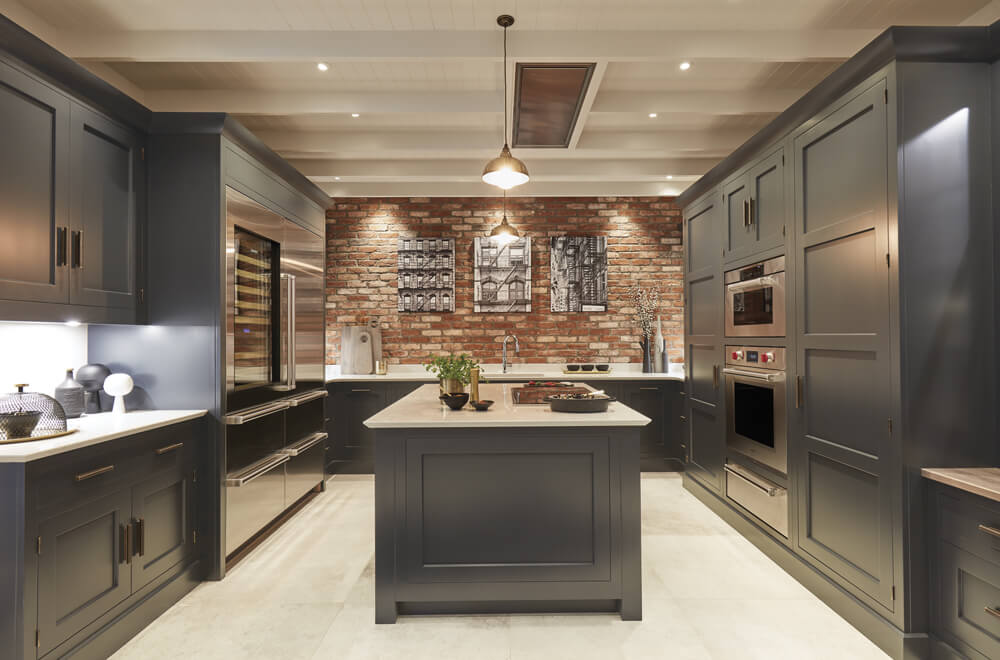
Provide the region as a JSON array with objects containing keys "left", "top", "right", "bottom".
[
  {"left": 225, "top": 453, "right": 288, "bottom": 555},
  {"left": 725, "top": 463, "right": 788, "bottom": 538},
  {"left": 283, "top": 432, "right": 326, "bottom": 506},
  {"left": 936, "top": 543, "right": 1000, "bottom": 660}
]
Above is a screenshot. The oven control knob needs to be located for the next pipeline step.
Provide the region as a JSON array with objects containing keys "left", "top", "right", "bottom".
[
  {"left": 761, "top": 352, "right": 774, "bottom": 363},
  {"left": 731, "top": 350, "right": 743, "bottom": 361}
]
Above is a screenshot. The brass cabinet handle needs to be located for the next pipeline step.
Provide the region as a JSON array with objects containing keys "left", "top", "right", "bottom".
[
  {"left": 56, "top": 227, "right": 68, "bottom": 267},
  {"left": 119, "top": 523, "right": 127, "bottom": 563},
  {"left": 795, "top": 376, "right": 803, "bottom": 409},
  {"left": 639, "top": 387, "right": 660, "bottom": 391},
  {"left": 136, "top": 518, "right": 145, "bottom": 557},
  {"left": 978, "top": 524, "right": 1000, "bottom": 539},
  {"left": 124, "top": 522, "right": 131, "bottom": 563},
  {"left": 155, "top": 442, "right": 184, "bottom": 455},
  {"left": 986, "top": 606, "right": 1000, "bottom": 620},
  {"left": 679, "top": 415, "right": 687, "bottom": 422},
  {"left": 713, "top": 365, "right": 719, "bottom": 389},
  {"left": 748, "top": 197, "right": 756, "bottom": 226},
  {"left": 742, "top": 199, "right": 750, "bottom": 227},
  {"left": 76, "top": 464, "right": 114, "bottom": 482},
  {"left": 351, "top": 388, "right": 372, "bottom": 393},
  {"left": 71, "top": 229, "right": 84, "bottom": 269}
]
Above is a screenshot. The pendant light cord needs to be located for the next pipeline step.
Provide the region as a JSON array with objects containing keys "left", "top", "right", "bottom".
[{"left": 503, "top": 23, "right": 508, "bottom": 145}]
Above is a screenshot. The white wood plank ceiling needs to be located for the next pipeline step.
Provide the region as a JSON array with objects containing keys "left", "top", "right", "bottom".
[{"left": 4, "top": 0, "right": 1000, "bottom": 197}]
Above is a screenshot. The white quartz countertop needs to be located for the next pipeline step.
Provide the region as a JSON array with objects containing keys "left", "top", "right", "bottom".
[
  {"left": 0, "top": 410, "right": 208, "bottom": 463},
  {"left": 327, "top": 363, "right": 684, "bottom": 383},
  {"left": 364, "top": 383, "right": 652, "bottom": 429}
]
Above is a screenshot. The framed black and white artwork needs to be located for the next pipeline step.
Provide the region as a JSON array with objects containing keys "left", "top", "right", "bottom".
[
  {"left": 550, "top": 236, "right": 608, "bottom": 312},
  {"left": 397, "top": 237, "right": 455, "bottom": 312},
  {"left": 473, "top": 236, "right": 531, "bottom": 313}
]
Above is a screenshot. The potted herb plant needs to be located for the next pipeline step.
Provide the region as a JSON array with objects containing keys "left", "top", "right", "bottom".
[{"left": 425, "top": 353, "right": 480, "bottom": 394}]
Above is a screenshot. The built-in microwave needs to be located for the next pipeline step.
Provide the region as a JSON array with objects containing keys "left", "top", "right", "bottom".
[{"left": 724, "top": 256, "right": 785, "bottom": 338}]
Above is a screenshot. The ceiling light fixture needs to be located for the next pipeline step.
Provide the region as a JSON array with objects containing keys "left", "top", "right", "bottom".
[
  {"left": 666, "top": 175, "right": 673, "bottom": 180},
  {"left": 679, "top": 61, "right": 691, "bottom": 71},
  {"left": 482, "top": 15, "right": 529, "bottom": 190},
  {"left": 334, "top": 176, "right": 341, "bottom": 180},
  {"left": 648, "top": 113, "right": 658, "bottom": 118},
  {"left": 351, "top": 113, "right": 360, "bottom": 118},
  {"left": 489, "top": 190, "right": 521, "bottom": 244},
  {"left": 317, "top": 62, "right": 329, "bottom": 72}
]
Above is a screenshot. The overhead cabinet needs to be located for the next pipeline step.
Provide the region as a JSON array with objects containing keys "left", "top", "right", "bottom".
[
  {"left": 723, "top": 146, "right": 786, "bottom": 263},
  {"left": 0, "top": 59, "right": 143, "bottom": 323}
]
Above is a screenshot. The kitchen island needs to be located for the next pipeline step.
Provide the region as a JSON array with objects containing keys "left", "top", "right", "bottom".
[{"left": 364, "top": 382, "right": 650, "bottom": 623}]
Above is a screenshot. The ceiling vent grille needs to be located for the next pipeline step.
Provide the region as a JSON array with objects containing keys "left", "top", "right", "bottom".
[{"left": 512, "top": 63, "right": 595, "bottom": 148}]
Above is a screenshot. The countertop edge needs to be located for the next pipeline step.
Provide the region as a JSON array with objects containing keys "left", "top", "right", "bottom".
[
  {"left": 921, "top": 467, "right": 1000, "bottom": 504},
  {"left": 0, "top": 410, "right": 209, "bottom": 463},
  {"left": 327, "top": 373, "right": 685, "bottom": 383}
]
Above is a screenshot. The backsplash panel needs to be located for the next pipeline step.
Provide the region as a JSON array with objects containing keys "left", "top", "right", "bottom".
[
  {"left": 0, "top": 322, "right": 88, "bottom": 396},
  {"left": 326, "top": 196, "right": 683, "bottom": 365}
]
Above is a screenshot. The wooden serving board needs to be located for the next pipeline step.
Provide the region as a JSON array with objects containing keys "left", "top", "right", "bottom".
[{"left": 511, "top": 386, "right": 590, "bottom": 404}]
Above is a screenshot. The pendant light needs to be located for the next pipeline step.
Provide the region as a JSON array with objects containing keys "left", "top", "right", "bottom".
[
  {"left": 489, "top": 190, "right": 521, "bottom": 245},
  {"left": 482, "top": 15, "right": 530, "bottom": 190}
]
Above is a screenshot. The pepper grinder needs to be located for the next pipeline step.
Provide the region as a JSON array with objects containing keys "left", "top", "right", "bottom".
[{"left": 470, "top": 367, "right": 481, "bottom": 404}]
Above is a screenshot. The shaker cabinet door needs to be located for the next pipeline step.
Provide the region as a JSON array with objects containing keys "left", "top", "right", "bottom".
[
  {"left": 69, "top": 103, "right": 141, "bottom": 309},
  {"left": 132, "top": 468, "right": 194, "bottom": 591},
  {"left": 748, "top": 147, "right": 786, "bottom": 252},
  {"left": 723, "top": 173, "right": 753, "bottom": 258},
  {"left": 0, "top": 61, "right": 70, "bottom": 305},
  {"left": 36, "top": 488, "right": 133, "bottom": 656}
]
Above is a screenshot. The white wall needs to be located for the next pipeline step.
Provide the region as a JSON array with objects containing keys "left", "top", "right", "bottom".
[{"left": 0, "top": 322, "right": 88, "bottom": 396}]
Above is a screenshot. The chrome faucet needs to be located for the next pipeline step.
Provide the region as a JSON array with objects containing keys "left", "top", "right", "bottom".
[{"left": 502, "top": 334, "right": 520, "bottom": 373}]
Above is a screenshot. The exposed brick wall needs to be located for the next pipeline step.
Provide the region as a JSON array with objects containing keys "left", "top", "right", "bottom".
[{"left": 326, "top": 196, "right": 683, "bottom": 365}]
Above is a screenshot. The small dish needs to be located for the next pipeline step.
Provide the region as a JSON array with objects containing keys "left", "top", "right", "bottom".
[
  {"left": 566, "top": 364, "right": 581, "bottom": 372},
  {"left": 471, "top": 399, "right": 494, "bottom": 411},
  {"left": 580, "top": 364, "right": 595, "bottom": 371},
  {"left": 596, "top": 364, "right": 610, "bottom": 372},
  {"left": 439, "top": 393, "right": 470, "bottom": 410}
]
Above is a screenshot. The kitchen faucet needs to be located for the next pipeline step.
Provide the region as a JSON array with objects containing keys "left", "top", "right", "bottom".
[{"left": 502, "top": 334, "right": 520, "bottom": 373}]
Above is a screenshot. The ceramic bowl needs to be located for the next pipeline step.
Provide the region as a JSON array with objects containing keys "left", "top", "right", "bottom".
[
  {"left": 596, "top": 364, "right": 610, "bottom": 372},
  {"left": 0, "top": 411, "right": 42, "bottom": 439},
  {"left": 580, "top": 364, "right": 595, "bottom": 371},
  {"left": 440, "top": 393, "right": 470, "bottom": 410},
  {"left": 471, "top": 399, "right": 494, "bottom": 411},
  {"left": 565, "top": 364, "right": 581, "bottom": 372}
]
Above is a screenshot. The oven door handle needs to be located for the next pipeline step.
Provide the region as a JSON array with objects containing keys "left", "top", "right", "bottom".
[
  {"left": 725, "top": 464, "right": 783, "bottom": 497},
  {"left": 727, "top": 275, "right": 778, "bottom": 293},
  {"left": 722, "top": 367, "right": 778, "bottom": 382}
]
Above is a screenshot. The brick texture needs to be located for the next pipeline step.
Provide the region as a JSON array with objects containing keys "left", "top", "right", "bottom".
[{"left": 326, "top": 196, "right": 683, "bottom": 365}]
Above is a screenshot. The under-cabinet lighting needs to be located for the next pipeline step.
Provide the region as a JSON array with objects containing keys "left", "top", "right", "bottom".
[{"left": 64, "top": 320, "right": 81, "bottom": 327}]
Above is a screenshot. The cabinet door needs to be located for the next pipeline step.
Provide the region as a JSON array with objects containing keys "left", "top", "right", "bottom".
[
  {"left": 131, "top": 468, "right": 194, "bottom": 591},
  {"left": 69, "top": 103, "right": 140, "bottom": 308},
  {"left": 623, "top": 383, "right": 666, "bottom": 471},
  {"left": 683, "top": 190, "right": 725, "bottom": 492},
  {"left": 0, "top": 62, "right": 70, "bottom": 304},
  {"left": 793, "top": 80, "right": 895, "bottom": 611},
  {"left": 663, "top": 382, "right": 685, "bottom": 465},
  {"left": 723, "top": 173, "right": 753, "bottom": 258},
  {"left": 333, "top": 385, "right": 386, "bottom": 473},
  {"left": 37, "top": 488, "right": 133, "bottom": 656},
  {"left": 748, "top": 147, "right": 785, "bottom": 251}
]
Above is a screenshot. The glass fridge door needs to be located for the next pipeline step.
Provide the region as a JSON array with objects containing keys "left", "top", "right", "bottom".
[{"left": 233, "top": 227, "right": 278, "bottom": 391}]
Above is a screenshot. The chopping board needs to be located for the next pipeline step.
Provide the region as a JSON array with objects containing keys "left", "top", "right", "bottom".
[{"left": 512, "top": 386, "right": 590, "bottom": 404}]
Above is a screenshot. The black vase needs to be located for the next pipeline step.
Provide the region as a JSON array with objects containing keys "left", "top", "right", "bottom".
[
  {"left": 640, "top": 337, "right": 653, "bottom": 373},
  {"left": 76, "top": 363, "right": 111, "bottom": 414}
]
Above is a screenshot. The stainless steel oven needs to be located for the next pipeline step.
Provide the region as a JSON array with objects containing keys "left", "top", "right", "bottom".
[
  {"left": 724, "top": 345, "right": 787, "bottom": 475},
  {"left": 725, "top": 256, "right": 785, "bottom": 337}
]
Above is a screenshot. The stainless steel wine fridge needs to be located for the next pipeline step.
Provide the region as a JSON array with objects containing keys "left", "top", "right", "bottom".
[{"left": 222, "top": 187, "right": 327, "bottom": 559}]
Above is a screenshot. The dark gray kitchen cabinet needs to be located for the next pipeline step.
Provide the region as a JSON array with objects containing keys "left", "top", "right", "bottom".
[
  {"left": 723, "top": 146, "right": 785, "bottom": 263},
  {"left": 0, "top": 60, "right": 70, "bottom": 305},
  {"left": 683, "top": 189, "right": 725, "bottom": 493},
  {"left": 131, "top": 466, "right": 195, "bottom": 591},
  {"left": 792, "top": 78, "right": 895, "bottom": 612},
  {"left": 327, "top": 383, "right": 387, "bottom": 474},
  {"left": 69, "top": 103, "right": 141, "bottom": 309},
  {"left": 36, "top": 488, "right": 133, "bottom": 657},
  {"left": 622, "top": 383, "right": 666, "bottom": 471}
]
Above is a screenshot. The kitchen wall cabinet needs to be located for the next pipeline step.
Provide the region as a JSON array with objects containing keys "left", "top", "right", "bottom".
[
  {"left": 683, "top": 189, "right": 726, "bottom": 493},
  {"left": 4, "top": 420, "right": 204, "bottom": 660},
  {"left": 0, "top": 58, "right": 143, "bottom": 323},
  {"left": 723, "top": 147, "right": 786, "bottom": 264}
]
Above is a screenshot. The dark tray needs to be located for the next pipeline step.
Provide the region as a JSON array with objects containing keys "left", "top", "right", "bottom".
[{"left": 544, "top": 396, "right": 616, "bottom": 413}]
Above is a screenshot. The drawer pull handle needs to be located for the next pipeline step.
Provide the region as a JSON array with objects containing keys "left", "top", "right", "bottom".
[
  {"left": 639, "top": 387, "right": 660, "bottom": 391},
  {"left": 351, "top": 388, "right": 372, "bottom": 393},
  {"left": 76, "top": 464, "right": 114, "bottom": 482},
  {"left": 136, "top": 518, "right": 145, "bottom": 556},
  {"left": 119, "top": 523, "right": 127, "bottom": 563},
  {"left": 978, "top": 524, "right": 1000, "bottom": 539},
  {"left": 986, "top": 606, "right": 1000, "bottom": 620},
  {"left": 155, "top": 442, "right": 184, "bottom": 455}
]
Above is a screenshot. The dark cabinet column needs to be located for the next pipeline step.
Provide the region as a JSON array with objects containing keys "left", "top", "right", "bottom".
[
  {"left": 0, "top": 61, "right": 70, "bottom": 305},
  {"left": 68, "top": 103, "right": 141, "bottom": 309},
  {"left": 36, "top": 488, "right": 133, "bottom": 656},
  {"left": 622, "top": 383, "right": 666, "bottom": 471}
]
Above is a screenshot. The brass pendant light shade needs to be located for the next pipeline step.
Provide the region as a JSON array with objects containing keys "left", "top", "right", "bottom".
[
  {"left": 488, "top": 190, "right": 520, "bottom": 243},
  {"left": 483, "top": 15, "right": 529, "bottom": 190},
  {"left": 482, "top": 144, "right": 530, "bottom": 190}
]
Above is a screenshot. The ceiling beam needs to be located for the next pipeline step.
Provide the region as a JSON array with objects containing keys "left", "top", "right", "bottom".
[
  {"left": 148, "top": 88, "right": 801, "bottom": 115},
  {"left": 288, "top": 157, "right": 716, "bottom": 180},
  {"left": 568, "top": 60, "right": 607, "bottom": 150},
  {"left": 320, "top": 180, "right": 690, "bottom": 198},
  {"left": 254, "top": 129, "right": 752, "bottom": 157},
  {"left": 56, "top": 29, "right": 879, "bottom": 63}
]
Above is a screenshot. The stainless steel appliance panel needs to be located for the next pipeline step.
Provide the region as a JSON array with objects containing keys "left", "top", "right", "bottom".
[
  {"left": 725, "top": 463, "right": 788, "bottom": 538},
  {"left": 725, "top": 256, "right": 786, "bottom": 337},
  {"left": 225, "top": 454, "right": 288, "bottom": 554},
  {"left": 284, "top": 436, "right": 326, "bottom": 505},
  {"left": 724, "top": 345, "right": 787, "bottom": 474}
]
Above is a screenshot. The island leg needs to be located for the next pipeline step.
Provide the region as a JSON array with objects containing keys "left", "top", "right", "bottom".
[
  {"left": 620, "top": 429, "right": 642, "bottom": 621},
  {"left": 374, "top": 435, "right": 397, "bottom": 624}
]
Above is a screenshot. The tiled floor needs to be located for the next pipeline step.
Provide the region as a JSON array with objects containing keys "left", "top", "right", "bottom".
[{"left": 112, "top": 473, "right": 889, "bottom": 660}]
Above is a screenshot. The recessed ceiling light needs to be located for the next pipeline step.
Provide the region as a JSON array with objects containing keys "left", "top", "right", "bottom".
[
  {"left": 666, "top": 175, "right": 673, "bottom": 180},
  {"left": 317, "top": 62, "right": 328, "bottom": 72},
  {"left": 334, "top": 176, "right": 341, "bottom": 180},
  {"left": 679, "top": 61, "right": 691, "bottom": 71},
  {"left": 648, "top": 113, "right": 657, "bottom": 118},
  {"left": 351, "top": 113, "right": 360, "bottom": 118}
]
